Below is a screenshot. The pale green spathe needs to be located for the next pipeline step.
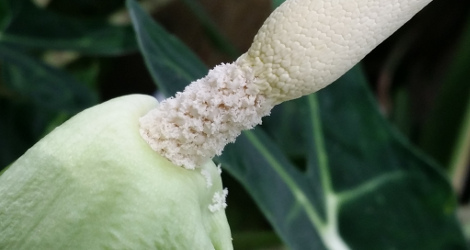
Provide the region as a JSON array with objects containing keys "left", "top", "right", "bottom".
[{"left": 0, "top": 94, "right": 232, "bottom": 250}]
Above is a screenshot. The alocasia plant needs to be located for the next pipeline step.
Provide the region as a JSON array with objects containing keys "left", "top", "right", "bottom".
[{"left": 0, "top": 0, "right": 456, "bottom": 249}]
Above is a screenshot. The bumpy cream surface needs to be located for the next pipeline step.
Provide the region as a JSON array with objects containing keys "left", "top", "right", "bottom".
[
  {"left": 140, "top": 0, "right": 433, "bottom": 169},
  {"left": 140, "top": 64, "right": 274, "bottom": 169},
  {"left": 237, "top": 0, "right": 433, "bottom": 103}
]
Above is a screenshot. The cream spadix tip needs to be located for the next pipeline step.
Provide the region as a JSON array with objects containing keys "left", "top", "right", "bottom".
[
  {"left": 237, "top": 0, "right": 433, "bottom": 104},
  {"left": 140, "top": 0, "right": 433, "bottom": 169}
]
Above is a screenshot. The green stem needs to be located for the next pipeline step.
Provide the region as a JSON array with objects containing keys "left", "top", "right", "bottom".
[
  {"left": 419, "top": 11, "right": 470, "bottom": 174},
  {"left": 450, "top": 98, "right": 470, "bottom": 192},
  {"left": 307, "top": 94, "right": 333, "bottom": 193},
  {"left": 244, "top": 130, "right": 324, "bottom": 229}
]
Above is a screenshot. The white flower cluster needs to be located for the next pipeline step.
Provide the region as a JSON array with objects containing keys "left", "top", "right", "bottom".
[
  {"left": 208, "top": 188, "right": 229, "bottom": 213},
  {"left": 139, "top": 63, "right": 274, "bottom": 169}
]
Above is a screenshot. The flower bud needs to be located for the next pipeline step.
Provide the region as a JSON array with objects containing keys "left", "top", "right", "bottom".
[{"left": 0, "top": 95, "right": 232, "bottom": 250}]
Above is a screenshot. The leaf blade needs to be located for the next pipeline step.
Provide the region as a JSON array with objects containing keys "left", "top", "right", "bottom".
[
  {"left": 126, "top": 0, "right": 207, "bottom": 96},
  {"left": 0, "top": 0, "right": 137, "bottom": 55}
]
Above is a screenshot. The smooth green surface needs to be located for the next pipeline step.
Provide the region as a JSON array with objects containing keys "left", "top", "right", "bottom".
[
  {"left": 0, "top": 95, "right": 232, "bottom": 250},
  {"left": 127, "top": 0, "right": 467, "bottom": 247},
  {"left": 0, "top": 0, "right": 137, "bottom": 55}
]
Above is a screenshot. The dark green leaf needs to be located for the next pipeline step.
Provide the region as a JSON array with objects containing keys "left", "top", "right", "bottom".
[
  {"left": 126, "top": 0, "right": 207, "bottom": 96},
  {"left": 0, "top": 0, "right": 10, "bottom": 31},
  {"left": 0, "top": 44, "right": 97, "bottom": 112},
  {"left": 0, "top": 96, "right": 63, "bottom": 169},
  {"left": 0, "top": 0, "right": 137, "bottom": 55},
  {"left": 220, "top": 67, "right": 466, "bottom": 249},
  {"left": 271, "top": 0, "right": 285, "bottom": 9},
  {"left": 0, "top": 44, "right": 97, "bottom": 168},
  {"left": 420, "top": 12, "right": 470, "bottom": 171},
  {"left": 179, "top": 0, "right": 239, "bottom": 58},
  {"left": 48, "top": 0, "right": 124, "bottom": 18}
]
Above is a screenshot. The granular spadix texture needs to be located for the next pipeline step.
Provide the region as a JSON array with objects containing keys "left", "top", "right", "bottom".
[
  {"left": 0, "top": 95, "right": 232, "bottom": 250},
  {"left": 140, "top": 0, "right": 433, "bottom": 169}
]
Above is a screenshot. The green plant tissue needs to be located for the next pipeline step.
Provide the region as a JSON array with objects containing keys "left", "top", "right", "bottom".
[{"left": 0, "top": 94, "right": 233, "bottom": 250}]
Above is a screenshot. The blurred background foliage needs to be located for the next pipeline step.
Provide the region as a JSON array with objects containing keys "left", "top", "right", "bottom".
[{"left": 0, "top": 0, "right": 469, "bottom": 249}]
